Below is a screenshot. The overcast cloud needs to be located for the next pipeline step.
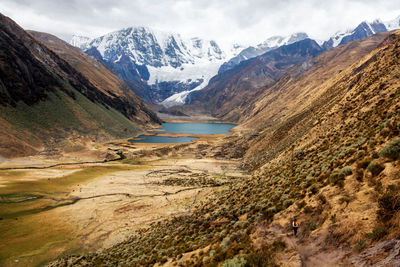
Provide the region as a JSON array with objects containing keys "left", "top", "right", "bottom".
[{"left": 1, "top": 0, "right": 400, "bottom": 49}]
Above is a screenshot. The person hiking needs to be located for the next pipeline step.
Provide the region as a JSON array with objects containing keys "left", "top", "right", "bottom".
[{"left": 292, "top": 217, "right": 299, "bottom": 236}]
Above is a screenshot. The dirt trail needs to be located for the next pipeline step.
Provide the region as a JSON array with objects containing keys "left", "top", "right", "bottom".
[{"left": 268, "top": 224, "right": 347, "bottom": 267}]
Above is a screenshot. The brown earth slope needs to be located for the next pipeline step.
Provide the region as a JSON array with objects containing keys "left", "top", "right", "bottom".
[
  {"left": 49, "top": 32, "right": 400, "bottom": 266},
  {"left": 237, "top": 32, "right": 391, "bottom": 168},
  {"left": 0, "top": 14, "right": 160, "bottom": 158}
]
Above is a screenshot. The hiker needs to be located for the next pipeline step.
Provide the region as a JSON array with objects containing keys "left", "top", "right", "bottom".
[{"left": 292, "top": 217, "right": 299, "bottom": 236}]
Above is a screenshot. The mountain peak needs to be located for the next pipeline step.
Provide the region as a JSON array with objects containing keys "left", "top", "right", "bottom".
[
  {"left": 257, "top": 32, "right": 309, "bottom": 50},
  {"left": 70, "top": 35, "right": 92, "bottom": 49}
]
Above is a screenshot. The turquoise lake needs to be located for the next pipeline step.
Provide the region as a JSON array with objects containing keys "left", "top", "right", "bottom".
[{"left": 130, "top": 122, "right": 236, "bottom": 143}]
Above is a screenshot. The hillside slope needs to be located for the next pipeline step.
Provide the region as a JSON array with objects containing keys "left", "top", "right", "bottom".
[
  {"left": 0, "top": 14, "right": 160, "bottom": 158},
  {"left": 236, "top": 32, "right": 390, "bottom": 164},
  {"left": 50, "top": 31, "right": 400, "bottom": 267},
  {"left": 28, "top": 30, "right": 160, "bottom": 125}
]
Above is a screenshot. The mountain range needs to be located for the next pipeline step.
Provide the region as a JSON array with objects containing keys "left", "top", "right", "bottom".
[
  {"left": 70, "top": 16, "right": 400, "bottom": 109},
  {"left": 71, "top": 27, "right": 243, "bottom": 106}
]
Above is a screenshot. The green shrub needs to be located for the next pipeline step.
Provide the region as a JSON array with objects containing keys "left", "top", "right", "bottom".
[
  {"left": 304, "top": 205, "right": 313, "bottom": 214},
  {"left": 364, "top": 227, "right": 388, "bottom": 241},
  {"left": 330, "top": 214, "right": 337, "bottom": 223},
  {"left": 354, "top": 168, "right": 364, "bottom": 182},
  {"left": 339, "top": 193, "right": 354, "bottom": 205},
  {"left": 318, "top": 194, "right": 327, "bottom": 204},
  {"left": 308, "top": 220, "right": 318, "bottom": 231},
  {"left": 329, "top": 172, "right": 345, "bottom": 187},
  {"left": 378, "top": 138, "right": 400, "bottom": 160},
  {"left": 357, "top": 158, "right": 371, "bottom": 169},
  {"left": 307, "top": 183, "right": 319, "bottom": 195},
  {"left": 222, "top": 257, "right": 247, "bottom": 267},
  {"left": 366, "top": 161, "right": 385, "bottom": 176},
  {"left": 377, "top": 187, "right": 400, "bottom": 222},
  {"left": 296, "top": 200, "right": 306, "bottom": 210},
  {"left": 341, "top": 166, "right": 353, "bottom": 176},
  {"left": 244, "top": 245, "right": 275, "bottom": 266}
]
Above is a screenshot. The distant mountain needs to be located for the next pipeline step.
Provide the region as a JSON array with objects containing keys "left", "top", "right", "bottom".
[
  {"left": 218, "top": 17, "right": 400, "bottom": 77},
  {"left": 322, "top": 20, "right": 387, "bottom": 50},
  {"left": 70, "top": 35, "right": 92, "bottom": 49},
  {"left": 184, "top": 38, "right": 324, "bottom": 121},
  {"left": 322, "top": 17, "right": 400, "bottom": 50},
  {"left": 71, "top": 27, "right": 241, "bottom": 106},
  {"left": 173, "top": 15, "right": 400, "bottom": 119},
  {"left": 70, "top": 16, "right": 400, "bottom": 109},
  {"left": 218, "top": 32, "right": 309, "bottom": 74},
  {"left": 0, "top": 13, "right": 160, "bottom": 157}
]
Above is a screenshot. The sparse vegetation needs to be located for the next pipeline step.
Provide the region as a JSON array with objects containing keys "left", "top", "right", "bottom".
[
  {"left": 341, "top": 166, "right": 353, "bottom": 176},
  {"left": 377, "top": 186, "right": 400, "bottom": 223},
  {"left": 329, "top": 172, "right": 345, "bottom": 187},
  {"left": 378, "top": 137, "right": 400, "bottom": 160},
  {"left": 29, "top": 22, "right": 400, "bottom": 267},
  {"left": 366, "top": 161, "right": 385, "bottom": 176},
  {"left": 364, "top": 227, "right": 389, "bottom": 241}
]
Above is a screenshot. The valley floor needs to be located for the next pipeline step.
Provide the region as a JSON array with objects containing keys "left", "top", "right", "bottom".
[{"left": 0, "top": 133, "right": 247, "bottom": 266}]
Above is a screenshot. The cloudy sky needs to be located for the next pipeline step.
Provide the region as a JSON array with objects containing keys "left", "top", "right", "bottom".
[{"left": 1, "top": 0, "right": 400, "bottom": 49}]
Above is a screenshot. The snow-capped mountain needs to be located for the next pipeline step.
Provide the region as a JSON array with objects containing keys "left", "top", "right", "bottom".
[
  {"left": 70, "top": 16, "right": 400, "bottom": 108},
  {"left": 322, "top": 17, "right": 400, "bottom": 50},
  {"left": 70, "top": 26, "right": 240, "bottom": 106},
  {"left": 322, "top": 20, "right": 387, "bottom": 49},
  {"left": 70, "top": 35, "right": 92, "bottom": 49},
  {"left": 218, "top": 32, "right": 309, "bottom": 74}
]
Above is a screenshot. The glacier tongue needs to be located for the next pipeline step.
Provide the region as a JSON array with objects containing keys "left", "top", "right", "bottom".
[{"left": 159, "top": 62, "right": 220, "bottom": 107}]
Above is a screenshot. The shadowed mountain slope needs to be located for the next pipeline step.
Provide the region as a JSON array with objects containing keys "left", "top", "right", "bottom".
[{"left": 0, "top": 14, "right": 160, "bottom": 157}]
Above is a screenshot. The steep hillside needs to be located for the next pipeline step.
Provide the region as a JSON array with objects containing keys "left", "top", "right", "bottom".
[
  {"left": 237, "top": 32, "right": 390, "bottom": 164},
  {"left": 0, "top": 14, "right": 160, "bottom": 158},
  {"left": 184, "top": 38, "right": 323, "bottom": 121},
  {"left": 50, "top": 31, "right": 400, "bottom": 267},
  {"left": 28, "top": 30, "right": 160, "bottom": 125}
]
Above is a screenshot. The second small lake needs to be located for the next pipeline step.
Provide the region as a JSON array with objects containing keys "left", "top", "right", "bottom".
[{"left": 129, "top": 122, "right": 236, "bottom": 143}]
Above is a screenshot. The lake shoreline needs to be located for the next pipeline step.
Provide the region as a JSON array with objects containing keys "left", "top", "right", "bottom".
[{"left": 129, "top": 122, "right": 236, "bottom": 144}]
